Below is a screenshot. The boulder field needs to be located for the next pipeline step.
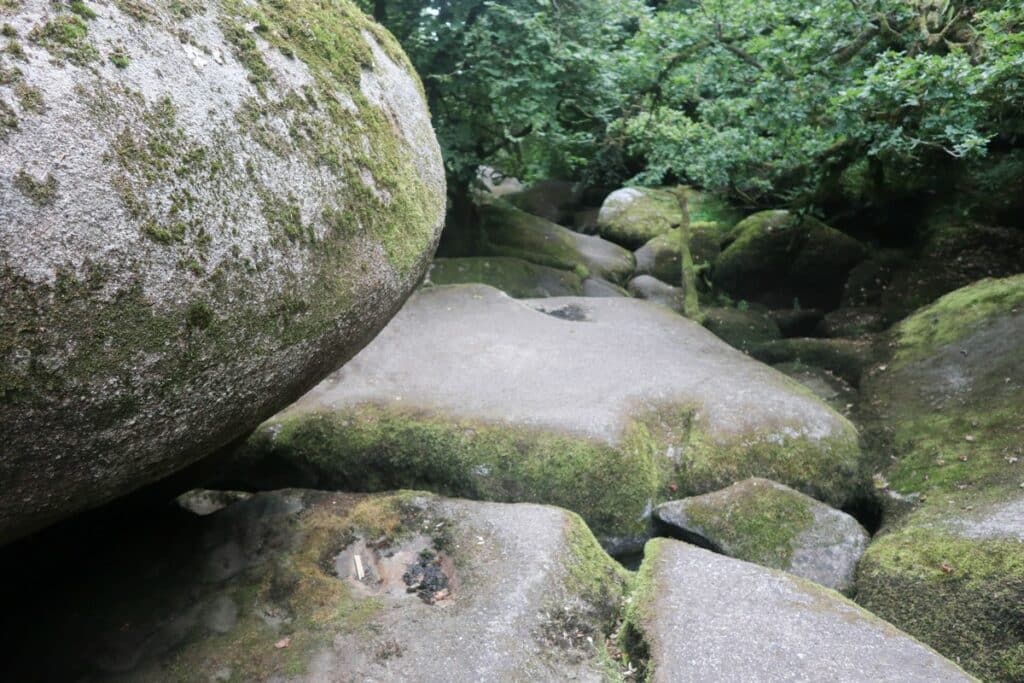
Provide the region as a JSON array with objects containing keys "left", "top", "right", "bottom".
[
  {"left": 0, "top": 0, "right": 446, "bottom": 542},
  {"left": 235, "top": 284, "right": 865, "bottom": 549}
]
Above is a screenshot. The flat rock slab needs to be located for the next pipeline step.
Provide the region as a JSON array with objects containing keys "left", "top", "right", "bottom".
[
  {"left": 655, "top": 478, "right": 868, "bottom": 593},
  {"left": 246, "top": 284, "right": 862, "bottom": 542},
  {"left": 631, "top": 539, "right": 972, "bottom": 682},
  {"left": 1, "top": 490, "right": 627, "bottom": 682}
]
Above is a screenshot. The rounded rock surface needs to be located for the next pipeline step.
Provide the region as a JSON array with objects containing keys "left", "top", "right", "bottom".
[{"left": 0, "top": 0, "right": 446, "bottom": 543}]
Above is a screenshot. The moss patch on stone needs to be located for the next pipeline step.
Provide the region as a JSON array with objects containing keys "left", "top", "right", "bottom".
[
  {"left": 12, "top": 169, "right": 57, "bottom": 206},
  {"left": 599, "top": 187, "right": 685, "bottom": 249},
  {"left": 857, "top": 525, "right": 1024, "bottom": 682},
  {"left": 29, "top": 13, "right": 98, "bottom": 65},
  {"left": 894, "top": 274, "right": 1024, "bottom": 363},
  {"left": 680, "top": 483, "right": 815, "bottom": 568},
  {"left": 245, "top": 406, "right": 663, "bottom": 540}
]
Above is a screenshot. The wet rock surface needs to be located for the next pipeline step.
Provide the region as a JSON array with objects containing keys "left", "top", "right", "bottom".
[
  {"left": 628, "top": 539, "right": 972, "bottom": 682},
  {"left": 0, "top": 489, "right": 627, "bottom": 682},
  {"left": 654, "top": 478, "right": 868, "bottom": 593}
]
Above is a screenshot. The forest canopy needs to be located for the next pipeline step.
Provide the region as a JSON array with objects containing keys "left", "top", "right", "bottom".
[{"left": 359, "top": 0, "right": 1024, "bottom": 216}]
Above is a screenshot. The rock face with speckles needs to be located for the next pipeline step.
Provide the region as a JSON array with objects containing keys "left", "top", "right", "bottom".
[
  {"left": 236, "top": 284, "right": 864, "bottom": 547},
  {"left": 627, "top": 539, "right": 972, "bottom": 682},
  {"left": 0, "top": 489, "right": 628, "bottom": 682},
  {"left": 0, "top": 0, "right": 445, "bottom": 543}
]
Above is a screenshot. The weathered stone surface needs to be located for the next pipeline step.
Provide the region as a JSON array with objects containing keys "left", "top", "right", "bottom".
[
  {"left": 655, "top": 478, "right": 868, "bottom": 593},
  {"left": 635, "top": 230, "right": 683, "bottom": 284},
  {"left": 241, "top": 284, "right": 863, "bottom": 544},
  {"left": 0, "top": 0, "right": 445, "bottom": 543},
  {"left": 426, "top": 257, "right": 582, "bottom": 298},
  {"left": 475, "top": 200, "right": 635, "bottom": 283},
  {"left": 507, "top": 179, "right": 582, "bottom": 224},
  {"left": 627, "top": 275, "right": 687, "bottom": 315},
  {"left": 702, "top": 307, "right": 781, "bottom": 353},
  {"left": 597, "top": 187, "right": 685, "bottom": 249},
  {"left": 818, "top": 306, "right": 887, "bottom": 338},
  {"left": 1, "top": 489, "right": 628, "bottom": 681},
  {"left": 581, "top": 276, "right": 629, "bottom": 297},
  {"left": 714, "top": 210, "right": 867, "bottom": 310},
  {"left": 856, "top": 275, "right": 1024, "bottom": 681},
  {"left": 750, "top": 337, "right": 876, "bottom": 386},
  {"left": 773, "top": 362, "right": 856, "bottom": 413},
  {"left": 626, "top": 539, "right": 972, "bottom": 682}
]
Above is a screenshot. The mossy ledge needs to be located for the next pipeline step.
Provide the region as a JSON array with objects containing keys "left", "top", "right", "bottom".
[
  {"left": 857, "top": 525, "right": 1024, "bottom": 682},
  {"left": 239, "top": 400, "right": 863, "bottom": 544}
]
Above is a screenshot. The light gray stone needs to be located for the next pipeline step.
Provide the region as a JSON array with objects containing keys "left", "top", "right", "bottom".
[
  {"left": 627, "top": 274, "right": 686, "bottom": 314},
  {"left": 630, "top": 539, "right": 972, "bottom": 682},
  {"left": 244, "top": 284, "right": 863, "bottom": 542},
  {"left": 581, "top": 276, "right": 629, "bottom": 298}
]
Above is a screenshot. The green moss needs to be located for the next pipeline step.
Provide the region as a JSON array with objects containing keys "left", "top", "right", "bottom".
[
  {"left": 680, "top": 482, "right": 815, "bottom": 568},
  {"left": 618, "top": 538, "right": 662, "bottom": 681},
  {"left": 109, "top": 47, "right": 130, "bottom": 68},
  {"left": 69, "top": 0, "right": 97, "bottom": 20},
  {"left": 573, "top": 263, "right": 590, "bottom": 279},
  {"left": 12, "top": 170, "right": 57, "bottom": 206},
  {"left": 30, "top": 14, "right": 98, "bottom": 65},
  {"left": 246, "top": 405, "right": 662, "bottom": 539},
  {"left": 185, "top": 301, "right": 214, "bottom": 330},
  {"left": 636, "top": 404, "right": 864, "bottom": 510},
  {"left": 113, "top": 0, "right": 157, "bottom": 22},
  {"left": 427, "top": 257, "right": 583, "bottom": 298},
  {"left": 599, "top": 187, "right": 685, "bottom": 249},
  {"left": 857, "top": 525, "right": 1024, "bottom": 681},
  {"left": 681, "top": 186, "right": 743, "bottom": 229},
  {"left": 1, "top": 23, "right": 15, "bottom": 38},
  {"left": 13, "top": 81, "right": 43, "bottom": 113},
  {"left": 895, "top": 275, "right": 1024, "bottom": 363},
  {"left": 563, "top": 512, "right": 630, "bottom": 626}
]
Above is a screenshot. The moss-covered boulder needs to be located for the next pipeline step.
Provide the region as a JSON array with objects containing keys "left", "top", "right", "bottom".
[
  {"left": 475, "top": 199, "right": 635, "bottom": 284},
  {"left": 855, "top": 275, "right": 1024, "bottom": 681},
  {"left": 702, "top": 306, "right": 782, "bottom": 353},
  {"left": 597, "top": 187, "right": 685, "bottom": 249},
  {"left": 0, "top": 0, "right": 445, "bottom": 543},
  {"left": 713, "top": 210, "right": 868, "bottom": 310},
  {"left": 654, "top": 478, "right": 868, "bottom": 593},
  {"left": 426, "top": 257, "right": 582, "bottom": 298},
  {"left": 635, "top": 230, "right": 683, "bottom": 284},
  {"left": 236, "top": 284, "right": 864, "bottom": 548},
  {"left": 624, "top": 539, "right": 972, "bottom": 682},
  {"left": 1, "top": 489, "right": 629, "bottom": 681}
]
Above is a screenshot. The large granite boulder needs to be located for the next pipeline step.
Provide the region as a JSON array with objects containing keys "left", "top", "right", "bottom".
[
  {"left": 0, "top": 0, "right": 446, "bottom": 543},
  {"left": 856, "top": 275, "right": 1024, "bottom": 681},
  {"left": 623, "top": 539, "right": 972, "bottom": 682},
  {"left": 475, "top": 200, "right": 635, "bottom": 283},
  {"left": 597, "top": 187, "right": 685, "bottom": 249},
  {"left": 238, "top": 284, "right": 863, "bottom": 547},
  {"left": 714, "top": 210, "right": 867, "bottom": 310},
  {"left": 654, "top": 478, "right": 869, "bottom": 593},
  {"left": 634, "top": 230, "right": 683, "bottom": 284},
  {"left": 1, "top": 489, "right": 628, "bottom": 681},
  {"left": 426, "top": 257, "right": 582, "bottom": 298}
]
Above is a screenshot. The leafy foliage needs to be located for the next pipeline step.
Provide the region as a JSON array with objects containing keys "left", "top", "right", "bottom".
[{"left": 616, "top": 0, "right": 1024, "bottom": 206}]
